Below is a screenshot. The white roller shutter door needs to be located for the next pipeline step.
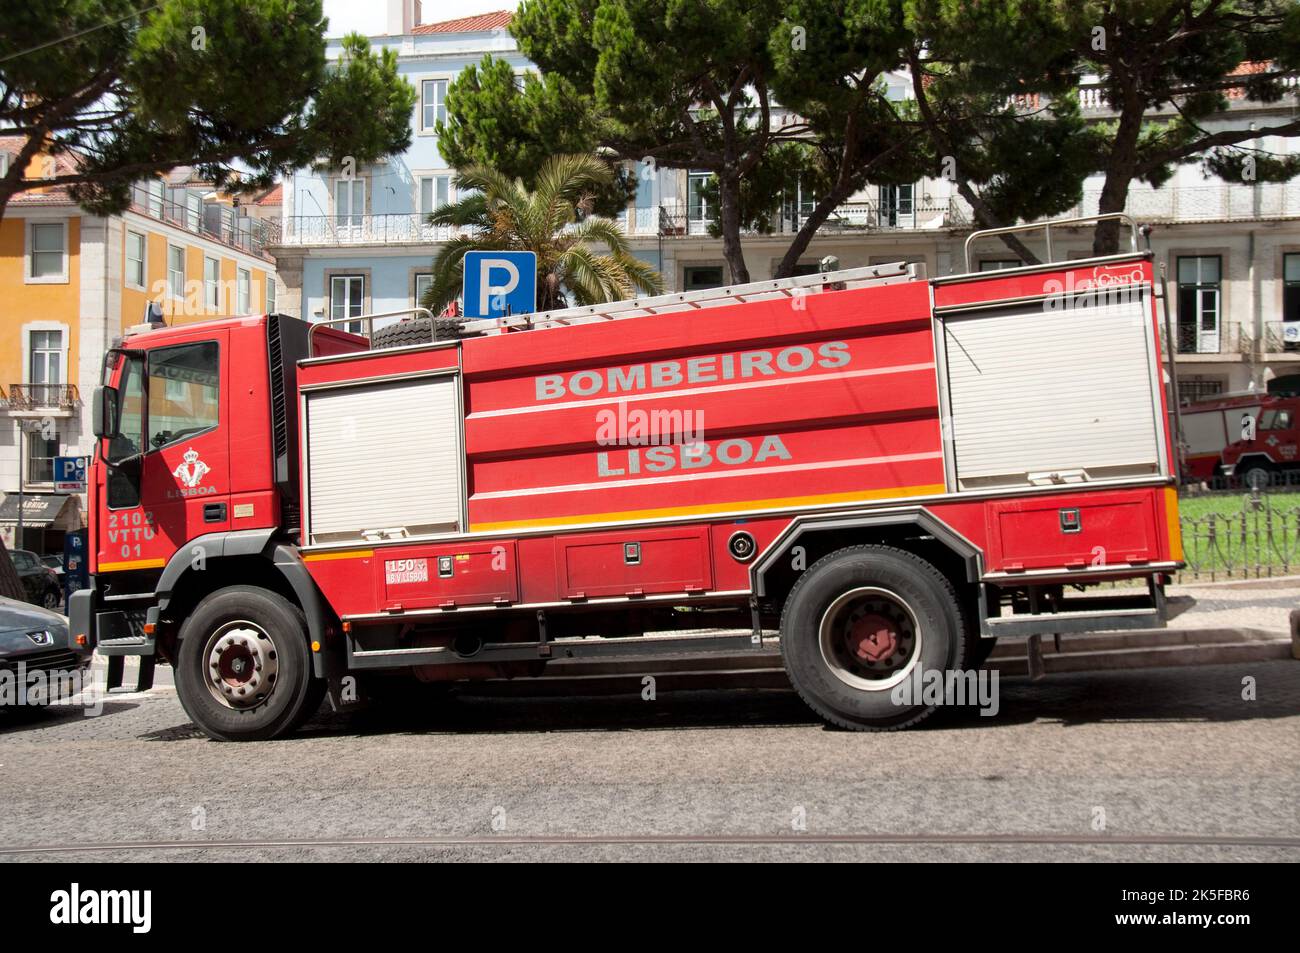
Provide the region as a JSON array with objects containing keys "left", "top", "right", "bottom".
[
  {"left": 943, "top": 296, "right": 1163, "bottom": 489},
  {"left": 306, "top": 375, "right": 461, "bottom": 542}
]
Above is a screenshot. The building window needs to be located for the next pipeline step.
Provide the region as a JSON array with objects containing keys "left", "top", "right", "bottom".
[
  {"left": 186, "top": 193, "right": 202, "bottom": 232},
  {"left": 782, "top": 178, "right": 816, "bottom": 227},
  {"left": 683, "top": 266, "right": 724, "bottom": 292},
  {"left": 167, "top": 244, "right": 185, "bottom": 299},
  {"left": 237, "top": 267, "right": 251, "bottom": 313},
  {"left": 979, "top": 259, "right": 1022, "bottom": 272},
  {"left": 126, "top": 230, "right": 147, "bottom": 289},
  {"left": 27, "top": 222, "right": 67, "bottom": 281},
  {"left": 1283, "top": 253, "right": 1300, "bottom": 352},
  {"left": 146, "top": 179, "right": 164, "bottom": 218},
  {"left": 204, "top": 257, "right": 220, "bottom": 310},
  {"left": 330, "top": 274, "right": 365, "bottom": 333},
  {"left": 334, "top": 178, "right": 365, "bottom": 228},
  {"left": 421, "top": 79, "right": 448, "bottom": 131},
  {"left": 1177, "top": 255, "right": 1222, "bottom": 354},
  {"left": 26, "top": 429, "right": 58, "bottom": 486},
  {"left": 29, "top": 329, "right": 64, "bottom": 393},
  {"left": 414, "top": 272, "right": 433, "bottom": 306},
  {"left": 419, "top": 175, "right": 451, "bottom": 216},
  {"left": 1180, "top": 378, "right": 1226, "bottom": 402},
  {"left": 266, "top": 275, "right": 276, "bottom": 314},
  {"left": 878, "top": 184, "right": 914, "bottom": 227},
  {"left": 687, "top": 171, "right": 712, "bottom": 228}
]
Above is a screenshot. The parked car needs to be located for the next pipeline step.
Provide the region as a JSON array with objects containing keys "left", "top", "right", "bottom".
[
  {"left": 41, "top": 554, "right": 64, "bottom": 577},
  {"left": 8, "top": 550, "right": 63, "bottom": 611},
  {"left": 0, "top": 595, "right": 92, "bottom": 707}
]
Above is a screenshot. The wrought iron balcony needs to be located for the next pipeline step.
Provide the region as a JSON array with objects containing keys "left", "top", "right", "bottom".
[{"left": 7, "top": 384, "right": 79, "bottom": 413}]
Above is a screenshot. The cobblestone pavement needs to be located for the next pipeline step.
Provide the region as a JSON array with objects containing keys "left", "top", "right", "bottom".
[
  {"left": 1164, "top": 576, "right": 1299, "bottom": 634},
  {"left": 1, "top": 658, "right": 1296, "bottom": 862}
]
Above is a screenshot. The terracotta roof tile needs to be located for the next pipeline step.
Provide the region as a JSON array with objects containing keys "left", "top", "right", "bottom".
[
  {"left": 413, "top": 10, "right": 513, "bottom": 34},
  {"left": 254, "top": 183, "right": 283, "bottom": 206}
]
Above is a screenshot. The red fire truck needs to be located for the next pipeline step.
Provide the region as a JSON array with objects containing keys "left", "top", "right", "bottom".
[
  {"left": 1178, "top": 392, "right": 1267, "bottom": 481},
  {"left": 1221, "top": 395, "right": 1300, "bottom": 486},
  {"left": 69, "top": 216, "right": 1183, "bottom": 740}
]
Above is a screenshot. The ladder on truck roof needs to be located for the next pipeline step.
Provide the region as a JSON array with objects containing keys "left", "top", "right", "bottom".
[
  {"left": 458, "top": 260, "right": 925, "bottom": 334},
  {"left": 306, "top": 260, "right": 924, "bottom": 354}
]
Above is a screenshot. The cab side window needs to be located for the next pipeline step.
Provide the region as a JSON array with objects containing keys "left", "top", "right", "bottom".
[{"left": 107, "top": 353, "right": 145, "bottom": 509}]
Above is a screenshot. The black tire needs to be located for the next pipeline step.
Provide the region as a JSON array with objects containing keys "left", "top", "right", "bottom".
[
  {"left": 1241, "top": 461, "right": 1274, "bottom": 490},
  {"left": 41, "top": 587, "right": 61, "bottom": 612},
  {"left": 780, "top": 545, "right": 972, "bottom": 731},
  {"left": 371, "top": 317, "right": 465, "bottom": 349},
  {"left": 174, "top": 586, "right": 324, "bottom": 742}
]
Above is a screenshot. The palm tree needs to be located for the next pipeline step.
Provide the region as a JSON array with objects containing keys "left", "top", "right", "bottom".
[{"left": 420, "top": 153, "right": 663, "bottom": 317}]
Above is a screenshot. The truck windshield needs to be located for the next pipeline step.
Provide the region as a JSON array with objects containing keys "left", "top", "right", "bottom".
[
  {"left": 105, "top": 341, "right": 219, "bottom": 462},
  {"left": 1259, "top": 409, "right": 1293, "bottom": 431}
]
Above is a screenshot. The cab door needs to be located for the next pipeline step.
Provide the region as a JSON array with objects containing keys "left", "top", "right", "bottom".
[
  {"left": 139, "top": 336, "right": 230, "bottom": 556},
  {"left": 99, "top": 335, "right": 229, "bottom": 573}
]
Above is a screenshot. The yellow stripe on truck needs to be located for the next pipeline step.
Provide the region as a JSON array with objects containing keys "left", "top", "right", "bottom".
[
  {"left": 1164, "top": 486, "right": 1184, "bottom": 563},
  {"left": 470, "top": 483, "right": 947, "bottom": 532},
  {"left": 98, "top": 558, "right": 167, "bottom": 572},
  {"left": 302, "top": 549, "right": 375, "bottom": 563}
]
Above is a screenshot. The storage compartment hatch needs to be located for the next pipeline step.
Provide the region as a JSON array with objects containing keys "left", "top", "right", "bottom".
[{"left": 306, "top": 375, "right": 462, "bottom": 543}]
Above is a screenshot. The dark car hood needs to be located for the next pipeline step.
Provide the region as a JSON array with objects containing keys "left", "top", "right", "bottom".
[{"left": 0, "top": 597, "right": 70, "bottom": 655}]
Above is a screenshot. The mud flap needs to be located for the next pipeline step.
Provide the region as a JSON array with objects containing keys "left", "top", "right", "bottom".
[
  {"left": 1026, "top": 633, "right": 1046, "bottom": 681},
  {"left": 105, "top": 654, "right": 156, "bottom": 692}
]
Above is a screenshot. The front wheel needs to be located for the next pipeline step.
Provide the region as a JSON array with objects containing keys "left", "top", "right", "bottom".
[
  {"left": 1242, "top": 462, "right": 1274, "bottom": 490},
  {"left": 780, "top": 545, "right": 972, "bottom": 731},
  {"left": 175, "top": 586, "right": 324, "bottom": 741}
]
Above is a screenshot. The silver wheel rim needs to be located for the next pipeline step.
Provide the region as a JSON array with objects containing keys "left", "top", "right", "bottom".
[
  {"left": 203, "top": 620, "right": 279, "bottom": 710},
  {"left": 817, "top": 586, "right": 923, "bottom": 692}
]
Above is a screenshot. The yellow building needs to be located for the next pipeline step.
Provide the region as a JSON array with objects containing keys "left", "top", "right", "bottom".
[{"left": 0, "top": 138, "right": 281, "bottom": 554}]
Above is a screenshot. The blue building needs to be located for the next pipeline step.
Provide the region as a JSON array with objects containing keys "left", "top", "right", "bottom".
[{"left": 272, "top": 6, "right": 534, "bottom": 329}]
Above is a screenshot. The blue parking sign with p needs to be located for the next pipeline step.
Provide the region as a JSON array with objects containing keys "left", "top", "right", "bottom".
[
  {"left": 462, "top": 250, "right": 537, "bottom": 319},
  {"left": 54, "top": 455, "right": 86, "bottom": 491}
]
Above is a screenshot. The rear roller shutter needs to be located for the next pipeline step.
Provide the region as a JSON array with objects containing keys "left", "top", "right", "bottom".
[{"left": 943, "top": 295, "right": 1163, "bottom": 490}]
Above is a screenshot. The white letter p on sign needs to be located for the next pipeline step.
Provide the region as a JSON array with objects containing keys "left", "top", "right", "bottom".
[{"left": 480, "top": 259, "right": 520, "bottom": 316}]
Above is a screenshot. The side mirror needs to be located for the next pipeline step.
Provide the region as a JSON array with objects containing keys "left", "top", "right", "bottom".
[{"left": 92, "top": 386, "right": 120, "bottom": 440}]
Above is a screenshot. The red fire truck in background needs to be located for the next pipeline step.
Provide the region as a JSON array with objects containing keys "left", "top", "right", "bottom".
[
  {"left": 1221, "top": 395, "right": 1300, "bottom": 486},
  {"left": 1178, "top": 392, "right": 1267, "bottom": 481},
  {"left": 69, "top": 216, "right": 1184, "bottom": 740}
]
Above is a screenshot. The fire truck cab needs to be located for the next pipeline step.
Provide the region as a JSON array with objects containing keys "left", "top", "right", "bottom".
[
  {"left": 69, "top": 215, "right": 1184, "bottom": 741},
  {"left": 1221, "top": 396, "right": 1300, "bottom": 486}
]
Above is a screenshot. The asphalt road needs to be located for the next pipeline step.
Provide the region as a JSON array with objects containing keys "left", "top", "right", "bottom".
[{"left": 1, "top": 660, "right": 1297, "bottom": 862}]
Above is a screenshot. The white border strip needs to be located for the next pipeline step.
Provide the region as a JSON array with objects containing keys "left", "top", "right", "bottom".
[{"left": 469, "top": 362, "right": 937, "bottom": 418}]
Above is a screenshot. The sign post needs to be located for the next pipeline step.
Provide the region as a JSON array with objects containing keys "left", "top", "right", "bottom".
[{"left": 462, "top": 250, "right": 538, "bottom": 319}]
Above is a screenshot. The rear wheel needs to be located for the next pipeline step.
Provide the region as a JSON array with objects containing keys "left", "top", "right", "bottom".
[
  {"left": 174, "top": 586, "right": 324, "bottom": 741},
  {"left": 780, "top": 545, "right": 971, "bottom": 731}
]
